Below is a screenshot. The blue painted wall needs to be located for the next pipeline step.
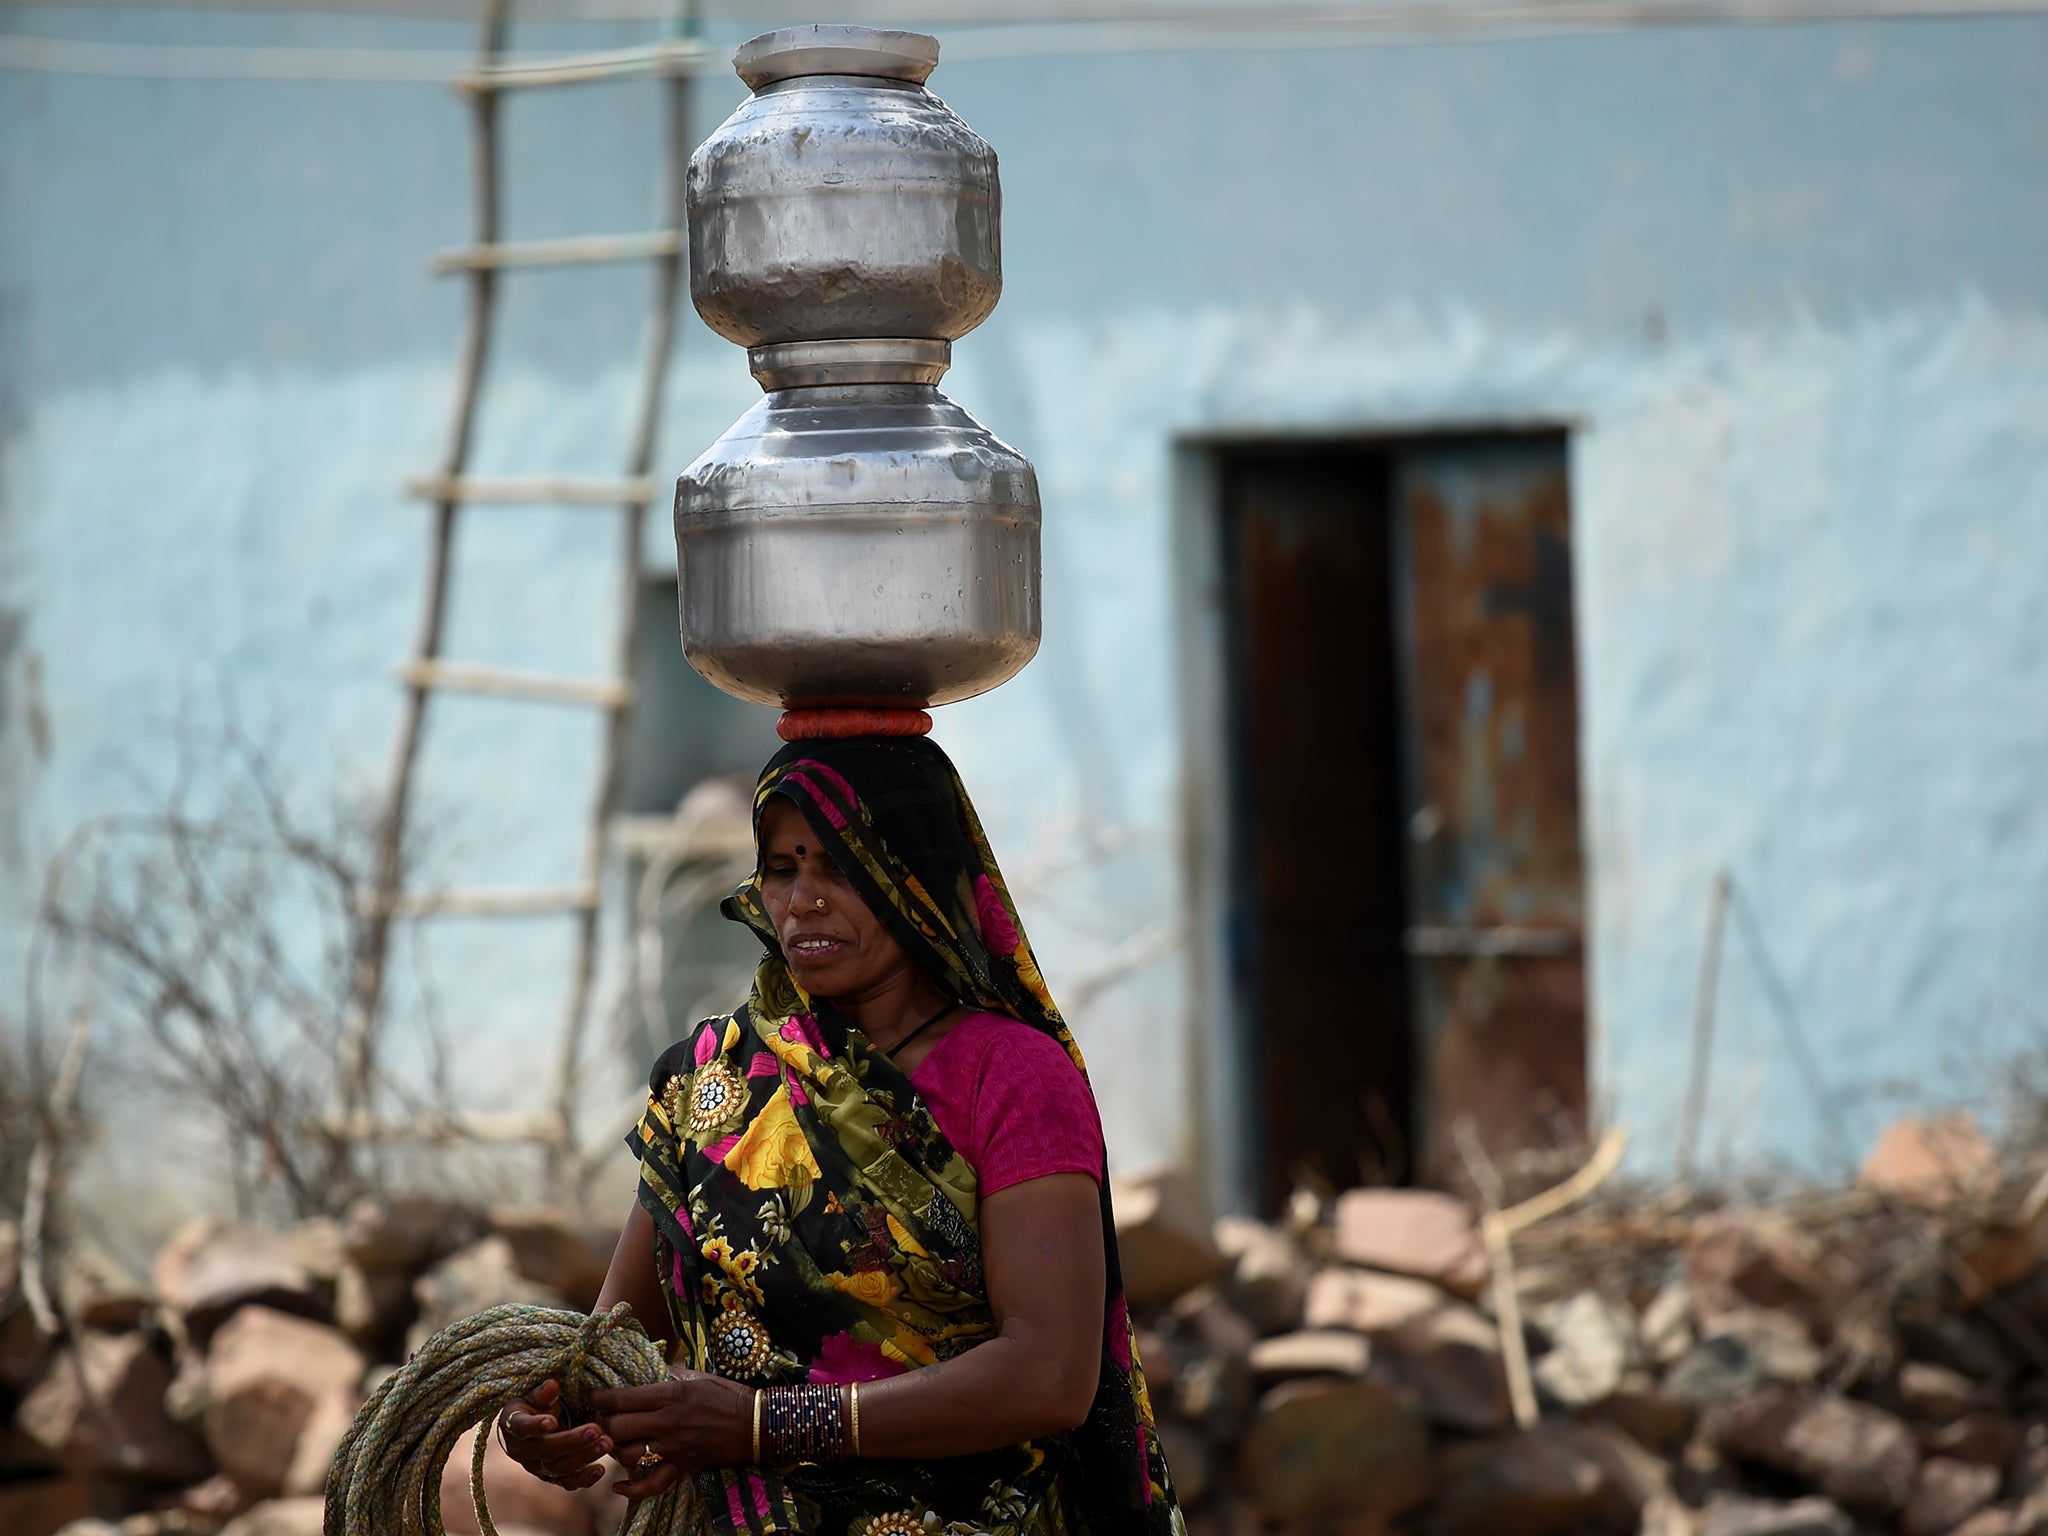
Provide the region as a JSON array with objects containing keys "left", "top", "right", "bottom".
[{"left": 3, "top": 7, "right": 2045, "bottom": 1222}]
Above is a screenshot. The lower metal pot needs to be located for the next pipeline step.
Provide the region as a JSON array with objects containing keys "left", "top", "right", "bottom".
[{"left": 673, "top": 380, "right": 1041, "bottom": 709}]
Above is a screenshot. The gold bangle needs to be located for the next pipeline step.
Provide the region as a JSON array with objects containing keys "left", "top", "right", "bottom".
[
  {"left": 751, "top": 1388, "right": 763, "bottom": 1463},
  {"left": 848, "top": 1381, "right": 861, "bottom": 1458}
]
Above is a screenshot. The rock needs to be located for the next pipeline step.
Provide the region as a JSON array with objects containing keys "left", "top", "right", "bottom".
[
  {"left": 1239, "top": 1376, "right": 1431, "bottom": 1526},
  {"left": 284, "top": 1220, "right": 349, "bottom": 1286},
  {"left": 342, "top": 1196, "right": 486, "bottom": 1272},
  {"left": 1921, "top": 1410, "right": 2016, "bottom": 1467},
  {"left": 1901, "top": 1309, "right": 2016, "bottom": 1387},
  {"left": 1247, "top": 1330, "right": 1371, "bottom": 1379},
  {"left": 281, "top": 1385, "right": 361, "bottom": 1497},
  {"left": 162, "top": 1344, "right": 210, "bottom": 1427},
  {"left": 2, "top": 1295, "right": 56, "bottom": 1393},
  {"left": 1608, "top": 1376, "right": 1694, "bottom": 1449},
  {"left": 1428, "top": 1425, "right": 1609, "bottom": 1536},
  {"left": 59, "top": 1245, "right": 152, "bottom": 1331},
  {"left": 1299, "top": 1264, "right": 1507, "bottom": 1431},
  {"left": 1303, "top": 1266, "right": 1448, "bottom": 1333},
  {"left": 1666, "top": 1312, "right": 1822, "bottom": 1407},
  {"left": 1955, "top": 1227, "right": 2041, "bottom": 1301},
  {"left": 1686, "top": 1211, "right": 1833, "bottom": 1327},
  {"left": 334, "top": 1261, "right": 415, "bottom": 1351},
  {"left": 1332, "top": 1189, "right": 1488, "bottom": 1299},
  {"left": 1379, "top": 1297, "right": 1511, "bottom": 1432},
  {"left": 1899, "top": 1360, "right": 1984, "bottom": 1422},
  {"left": 204, "top": 1305, "right": 367, "bottom": 1498},
  {"left": 2011, "top": 1419, "right": 2048, "bottom": 1504},
  {"left": 1860, "top": 1113, "right": 2002, "bottom": 1208},
  {"left": 1699, "top": 1494, "right": 1854, "bottom": 1536},
  {"left": 1213, "top": 1215, "right": 1309, "bottom": 1335},
  {"left": 1155, "top": 1419, "right": 1212, "bottom": 1508},
  {"left": 1641, "top": 1493, "right": 1702, "bottom": 1536},
  {"left": 1109, "top": 1168, "right": 1228, "bottom": 1307},
  {"left": 174, "top": 1473, "right": 253, "bottom": 1524},
  {"left": 1949, "top": 1510, "right": 2026, "bottom": 1536},
  {"left": 0, "top": 1478, "right": 97, "bottom": 1536},
  {"left": 154, "top": 1222, "right": 324, "bottom": 1342},
  {"left": 1706, "top": 1388, "right": 1919, "bottom": 1514},
  {"left": 1666, "top": 1334, "right": 1762, "bottom": 1407},
  {"left": 1714, "top": 1308, "right": 1825, "bottom": 1384},
  {"left": 409, "top": 1238, "right": 568, "bottom": 1354},
  {"left": 0, "top": 1416, "right": 60, "bottom": 1477},
  {"left": 110, "top": 1516, "right": 218, "bottom": 1536},
  {"left": 1556, "top": 1420, "right": 1671, "bottom": 1531},
  {"left": 217, "top": 1499, "right": 327, "bottom": 1536},
  {"left": 1640, "top": 1280, "right": 1697, "bottom": 1367},
  {"left": 17, "top": 1331, "right": 210, "bottom": 1482},
  {"left": 1799, "top": 1395, "right": 1920, "bottom": 1512},
  {"left": 1165, "top": 1289, "right": 1255, "bottom": 1431},
  {"left": 1902, "top": 1457, "right": 2001, "bottom": 1536},
  {"left": 2001, "top": 1268, "right": 2048, "bottom": 1341},
  {"left": 1533, "top": 1291, "right": 1636, "bottom": 1409},
  {"left": 1170, "top": 1286, "right": 1259, "bottom": 1361},
  {"left": 439, "top": 1424, "right": 597, "bottom": 1536},
  {"left": 488, "top": 1208, "right": 616, "bottom": 1312},
  {"left": 1170, "top": 1352, "right": 1248, "bottom": 1437}
]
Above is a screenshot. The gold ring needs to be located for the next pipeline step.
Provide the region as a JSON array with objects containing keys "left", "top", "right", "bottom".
[{"left": 636, "top": 1444, "right": 663, "bottom": 1473}]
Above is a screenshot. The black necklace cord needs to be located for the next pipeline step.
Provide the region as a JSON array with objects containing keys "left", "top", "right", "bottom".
[{"left": 884, "top": 999, "right": 958, "bottom": 1059}]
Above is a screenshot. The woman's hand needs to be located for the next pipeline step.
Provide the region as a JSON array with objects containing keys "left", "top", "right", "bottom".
[
  {"left": 590, "top": 1368, "right": 756, "bottom": 1498},
  {"left": 498, "top": 1379, "right": 616, "bottom": 1490}
]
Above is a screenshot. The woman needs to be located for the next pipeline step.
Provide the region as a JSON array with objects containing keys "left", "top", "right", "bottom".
[{"left": 501, "top": 734, "right": 1183, "bottom": 1535}]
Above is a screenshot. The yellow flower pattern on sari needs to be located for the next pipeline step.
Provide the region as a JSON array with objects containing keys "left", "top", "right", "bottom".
[
  {"left": 825, "top": 1267, "right": 903, "bottom": 1308},
  {"left": 721, "top": 1085, "right": 822, "bottom": 1191}
]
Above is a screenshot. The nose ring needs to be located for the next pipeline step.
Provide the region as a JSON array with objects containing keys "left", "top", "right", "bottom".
[{"left": 813, "top": 896, "right": 827, "bottom": 911}]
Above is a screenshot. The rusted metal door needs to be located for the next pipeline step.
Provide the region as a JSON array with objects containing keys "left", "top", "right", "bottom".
[
  {"left": 1221, "top": 452, "right": 1415, "bottom": 1210},
  {"left": 1391, "top": 437, "right": 1586, "bottom": 1185}
]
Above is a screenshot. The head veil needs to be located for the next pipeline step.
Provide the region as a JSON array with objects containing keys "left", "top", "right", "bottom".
[{"left": 726, "top": 737, "right": 1068, "bottom": 1061}]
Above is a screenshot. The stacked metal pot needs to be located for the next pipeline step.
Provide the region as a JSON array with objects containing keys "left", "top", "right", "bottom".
[{"left": 674, "top": 25, "right": 1041, "bottom": 711}]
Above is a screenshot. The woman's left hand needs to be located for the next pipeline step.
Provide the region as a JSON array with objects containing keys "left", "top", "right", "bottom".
[{"left": 589, "top": 1369, "right": 756, "bottom": 1499}]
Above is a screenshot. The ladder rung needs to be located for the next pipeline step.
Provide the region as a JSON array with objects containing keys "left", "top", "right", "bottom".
[
  {"left": 455, "top": 38, "right": 713, "bottom": 93},
  {"left": 406, "top": 474, "right": 657, "bottom": 506},
  {"left": 367, "top": 885, "right": 600, "bottom": 919},
  {"left": 431, "top": 231, "right": 681, "bottom": 274},
  {"left": 400, "top": 659, "right": 633, "bottom": 708}
]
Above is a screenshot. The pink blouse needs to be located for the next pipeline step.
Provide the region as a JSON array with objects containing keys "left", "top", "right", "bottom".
[{"left": 907, "top": 1011, "right": 1105, "bottom": 1195}]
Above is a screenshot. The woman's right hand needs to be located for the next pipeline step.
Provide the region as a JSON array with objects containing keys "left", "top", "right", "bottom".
[{"left": 499, "top": 1378, "right": 615, "bottom": 1489}]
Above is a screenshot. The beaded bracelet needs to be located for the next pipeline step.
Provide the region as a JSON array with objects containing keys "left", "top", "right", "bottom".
[{"left": 758, "top": 1382, "right": 852, "bottom": 1463}]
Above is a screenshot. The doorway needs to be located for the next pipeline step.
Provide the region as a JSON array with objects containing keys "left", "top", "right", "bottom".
[{"left": 1214, "top": 433, "right": 1586, "bottom": 1206}]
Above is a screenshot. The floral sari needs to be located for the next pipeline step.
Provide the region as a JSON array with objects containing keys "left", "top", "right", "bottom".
[{"left": 627, "top": 737, "right": 1182, "bottom": 1536}]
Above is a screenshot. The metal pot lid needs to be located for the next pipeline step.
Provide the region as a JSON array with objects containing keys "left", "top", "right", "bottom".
[{"left": 733, "top": 26, "right": 940, "bottom": 90}]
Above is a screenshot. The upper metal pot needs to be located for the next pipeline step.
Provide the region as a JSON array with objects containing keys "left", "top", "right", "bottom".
[{"left": 686, "top": 25, "right": 1002, "bottom": 348}]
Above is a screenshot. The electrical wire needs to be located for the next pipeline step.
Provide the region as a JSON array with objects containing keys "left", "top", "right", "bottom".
[{"left": 2, "top": 0, "right": 2043, "bottom": 83}]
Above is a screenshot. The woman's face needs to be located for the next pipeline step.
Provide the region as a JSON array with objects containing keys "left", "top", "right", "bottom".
[{"left": 757, "top": 797, "right": 915, "bottom": 1001}]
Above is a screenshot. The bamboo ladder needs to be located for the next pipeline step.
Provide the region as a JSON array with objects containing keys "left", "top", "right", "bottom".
[{"left": 341, "top": 0, "right": 707, "bottom": 1186}]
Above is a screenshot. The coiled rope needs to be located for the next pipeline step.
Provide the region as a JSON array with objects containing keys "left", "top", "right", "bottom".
[{"left": 324, "top": 1301, "right": 697, "bottom": 1536}]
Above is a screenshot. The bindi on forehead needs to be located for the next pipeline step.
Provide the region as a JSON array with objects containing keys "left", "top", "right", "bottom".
[{"left": 795, "top": 843, "right": 808, "bottom": 857}]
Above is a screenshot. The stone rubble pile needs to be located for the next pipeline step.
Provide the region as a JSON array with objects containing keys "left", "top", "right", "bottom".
[
  {"left": 0, "top": 1113, "right": 2041, "bottom": 1536},
  {"left": 0, "top": 1199, "right": 618, "bottom": 1536},
  {"left": 1115, "top": 1113, "right": 2048, "bottom": 1536}
]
